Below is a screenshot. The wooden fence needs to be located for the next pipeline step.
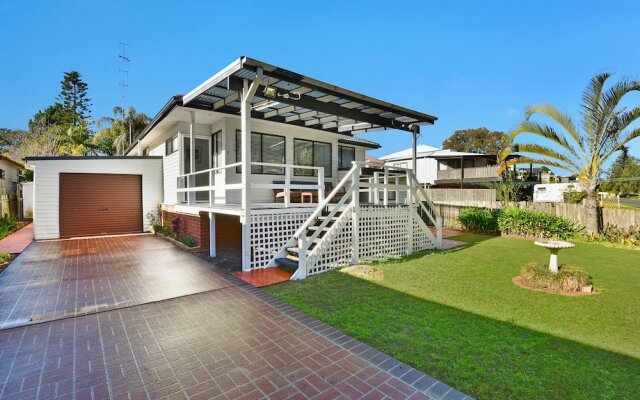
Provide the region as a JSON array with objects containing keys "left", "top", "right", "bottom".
[
  {"left": 426, "top": 188, "right": 496, "bottom": 206},
  {"left": 436, "top": 202, "right": 640, "bottom": 231}
]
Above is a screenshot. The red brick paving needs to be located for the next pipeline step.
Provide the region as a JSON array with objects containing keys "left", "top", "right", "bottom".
[
  {"left": 0, "top": 235, "right": 233, "bottom": 330},
  {"left": 0, "top": 235, "right": 470, "bottom": 399},
  {"left": 0, "top": 224, "right": 34, "bottom": 254}
]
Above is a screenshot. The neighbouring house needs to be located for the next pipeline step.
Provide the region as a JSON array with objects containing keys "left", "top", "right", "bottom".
[
  {"left": 0, "top": 154, "right": 22, "bottom": 196},
  {"left": 0, "top": 154, "right": 23, "bottom": 216},
  {"left": 381, "top": 145, "right": 516, "bottom": 188},
  {"left": 26, "top": 57, "right": 443, "bottom": 279}
]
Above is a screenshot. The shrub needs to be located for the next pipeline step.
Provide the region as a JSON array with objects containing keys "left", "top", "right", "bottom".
[
  {"left": 457, "top": 207, "right": 500, "bottom": 233},
  {"left": 171, "top": 217, "right": 182, "bottom": 235},
  {"left": 563, "top": 190, "right": 587, "bottom": 204},
  {"left": 151, "top": 223, "right": 162, "bottom": 234},
  {"left": 497, "top": 208, "right": 581, "bottom": 240},
  {"left": 589, "top": 224, "right": 640, "bottom": 247},
  {"left": 0, "top": 253, "right": 12, "bottom": 265},
  {"left": 180, "top": 236, "right": 197, "bottom": 248},
  {"left": 146, "top": 209, "right": 160, "bottom": 227},
  {"left": 520, "top": 262, "right": 591, "bottom": 292},
  {"left": 0, "top": 216, "right": 18, "bottom": 240}
]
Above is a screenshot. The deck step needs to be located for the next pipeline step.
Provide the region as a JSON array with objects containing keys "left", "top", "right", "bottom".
[
  {"left": 308, "top": 225, "right": 331, "bottom": 231},
  {"left": 275, "top": 257, "right": 299, "bottom": 269}
]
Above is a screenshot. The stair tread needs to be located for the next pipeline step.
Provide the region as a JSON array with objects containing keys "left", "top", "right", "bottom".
[{"left": 275, "top": 258, "right": 299, "bottom": 268}]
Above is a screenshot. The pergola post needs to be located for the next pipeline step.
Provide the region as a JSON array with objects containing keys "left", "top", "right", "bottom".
[
  {"left": 209, "top": 212, "right": 216, "bottom": 258},
  {"left": 411, "top": 127, "right": 418, "bottom": 181},
  {"left": 240, "top": 70, "right": 262, "bottom": 272},
  {"left": 189, "top": 111, "right": 196, "bottom": 205}
]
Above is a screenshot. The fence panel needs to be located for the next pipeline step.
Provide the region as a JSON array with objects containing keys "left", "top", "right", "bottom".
[
  {"left": 426, "top": 188, "right": 496, "bottom": 206},
  {"left": 436, "top": 202, "right": 640, "bottom": 230}
]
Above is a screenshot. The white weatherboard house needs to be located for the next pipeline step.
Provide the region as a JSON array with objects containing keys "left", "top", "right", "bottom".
[{"left": 26, "top": 57, "right": 443, "bottom": 280}]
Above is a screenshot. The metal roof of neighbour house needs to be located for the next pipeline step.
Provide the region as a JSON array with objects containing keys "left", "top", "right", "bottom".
[{"left": 127, "top": 57, "right": 437, "bottom": 154}]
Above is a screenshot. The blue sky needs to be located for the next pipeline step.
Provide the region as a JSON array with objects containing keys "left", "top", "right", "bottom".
[{"left": 1, "top": 0, "right": 639, "bottom": 163}]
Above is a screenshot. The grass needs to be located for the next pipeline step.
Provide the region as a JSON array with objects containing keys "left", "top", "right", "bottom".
[{"left": 265, "top": 234, "right": 640, "bottom": 399}]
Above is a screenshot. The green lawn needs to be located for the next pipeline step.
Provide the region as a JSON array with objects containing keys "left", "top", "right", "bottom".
[{"left": 265, "top": 234, "right": 640, "bottom": 399}]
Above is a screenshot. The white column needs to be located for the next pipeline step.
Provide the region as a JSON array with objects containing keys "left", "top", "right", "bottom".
[
  {"left": 407, "top": 170, "right": 413, "bottom": 255},
  {"left": 209, "top": 212, "right": 216, "bottom": 258},
  {"left": 241, "top": 80, "right": 252, "bottom": 271},
  {"left": 351, "top": 165, "right": 360, "bottom": 265},
  {"left": 240, "top": 71, "right": 262, "bottom": 271},
  {"left": 189, "top": 111, "right": 196, "bottom": 205}
]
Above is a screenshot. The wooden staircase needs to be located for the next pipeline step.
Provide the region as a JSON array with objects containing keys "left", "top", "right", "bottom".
[
  {"left": 275, "top": 210, "right": 342, "bottom": 272},
  {"left": 267, "top": 161, "right": 442, "bottom": 281}
]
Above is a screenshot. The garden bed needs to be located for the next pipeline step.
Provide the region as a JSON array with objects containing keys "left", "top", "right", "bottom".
[{"left": 154, "top": 232, "right": 200, "bottom": 253}]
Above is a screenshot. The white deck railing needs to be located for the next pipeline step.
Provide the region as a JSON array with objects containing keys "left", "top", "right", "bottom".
[{"left": 176, "top": 162, "right": 326, "bottom": 207}]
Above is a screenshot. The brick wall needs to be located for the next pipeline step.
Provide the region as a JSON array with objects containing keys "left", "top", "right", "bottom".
[
  {"left": 161, "top": 210, "right": 210, "bottom": 249},
  {"left": 215, "top": 214, "right": 242, "bottom": 251},
  {"left": 160, "top": 209, "right": 241, "bottom": 251}
]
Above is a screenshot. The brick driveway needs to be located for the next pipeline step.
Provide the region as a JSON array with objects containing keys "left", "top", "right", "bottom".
[{"left": 0, "top": 235, "right": 470, "bottom": 400}]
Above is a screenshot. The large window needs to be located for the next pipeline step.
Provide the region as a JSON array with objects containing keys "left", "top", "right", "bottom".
[
  {"left": 338, "top": 145, "right": 355, "bottom": 170},
  {"left": 235, "top": 130, "right": 285, "bottom": 174},
  {"left": 294, "top": 139, "right": 332, "bottom": 177}
]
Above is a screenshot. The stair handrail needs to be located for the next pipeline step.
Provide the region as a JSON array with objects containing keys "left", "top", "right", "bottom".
[
  {"left": 409, "top": 172, "right": 440, "bottom": 225},
  {"left": 293, "top": 162, "right": 359, "bottom": 240}
]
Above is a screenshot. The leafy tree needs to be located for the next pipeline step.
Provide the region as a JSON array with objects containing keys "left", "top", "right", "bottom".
[
  {"left": 57, "top": 71, "right": 92, "bottom": 126},
  {"left": 442, "top": 127, "right": 509, "bottom": 154},
  {"left": 600, "top": 148, "right": 640, "bottom": 195},
  {"left": 499, "top": 73, "right": 640, "bottom": 233},
  {"left": 28, "top": 103, "right": 67, "bottom": 129},
  {"left": 93, "top": 106, "right": 149, "bottom": 155},
  {"left": 0, "top": 128, "right": 27, "bottom": 152}
]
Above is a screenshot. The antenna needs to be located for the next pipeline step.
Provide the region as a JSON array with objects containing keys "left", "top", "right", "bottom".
[
  {"left": 118, "top": 42, "right": 131, "bottom": 154},
  {"left": 118, "top": 42, "right": 130, "bottom": 124}
]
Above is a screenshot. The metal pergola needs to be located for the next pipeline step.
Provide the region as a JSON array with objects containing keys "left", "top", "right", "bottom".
[{"left": 181, "top": 57, "right": 437, "bottom": 136}]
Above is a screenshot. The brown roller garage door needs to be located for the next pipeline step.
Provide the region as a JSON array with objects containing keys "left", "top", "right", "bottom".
[{"left": 59, "top": 173, "right": 143, "bottom": 237}]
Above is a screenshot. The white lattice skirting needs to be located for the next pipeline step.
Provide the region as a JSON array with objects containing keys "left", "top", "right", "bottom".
[
  {"left": 249, "top": 208, "right": 314, "bottom": 270},
  {"left": 306, "top": 205, "right": 437, "bottom": 276}
]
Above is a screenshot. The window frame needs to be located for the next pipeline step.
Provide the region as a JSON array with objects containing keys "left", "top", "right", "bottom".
[
  {"left": 165, "top": 135, "right": 178, "bottom": 155},
  {"left": 235, "top": 130, "right": 286, "bottom": 175},
  {"left": 293, "top": 138, "right": 333, "bottom": 178},
  {"left": 338, "top": 145, "right": 356, "bottom": 170}
]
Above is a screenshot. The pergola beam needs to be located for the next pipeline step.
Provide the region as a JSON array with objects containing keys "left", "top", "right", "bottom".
[{"left": 255, "top": 85, "right": 414, "bottom": 132}]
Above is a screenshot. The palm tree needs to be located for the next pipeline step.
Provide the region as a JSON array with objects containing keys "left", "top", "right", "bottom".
[
  {"left": 94, "top": 106, "right": 149, "bottom": 155},
  {"left": 499, "top": 73, "right": 640, "bottom": 233}
]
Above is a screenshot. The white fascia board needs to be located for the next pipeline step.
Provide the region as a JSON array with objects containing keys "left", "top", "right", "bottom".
[{"left": 182, "top": 58, "right": 245, "bottom": 105}]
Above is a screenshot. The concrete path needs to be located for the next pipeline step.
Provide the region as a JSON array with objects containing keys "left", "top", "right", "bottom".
[
  {"left": 0, "top": 224, "right": 34, "bottom": 254},
  {"left": 0, "top": 235, "right": 472, "bottom": 399}
]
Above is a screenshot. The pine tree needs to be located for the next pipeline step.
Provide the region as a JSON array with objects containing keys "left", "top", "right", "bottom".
[{"left": 57, "top": 71, "right": 92, "bottom": 126}]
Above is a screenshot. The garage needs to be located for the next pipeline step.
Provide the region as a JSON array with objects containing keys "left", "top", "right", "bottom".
[
  {"left": 59, "top": 173, "right": 143, "bottom": 237},
  {"left": 24, "top": 156, "right": 163, "bottom": 240}
]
